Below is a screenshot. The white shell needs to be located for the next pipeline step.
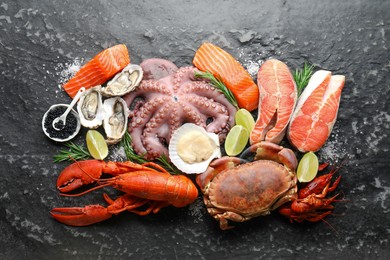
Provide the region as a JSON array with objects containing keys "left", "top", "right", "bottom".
[
  {"left": 77, "top": 86, "right": 105, "bottom": 129},
  {"left": 169, "top": 123, "right": 221, "bottom": 174},
  {"left": 101, "top": 64, "right": 143, "bottom": 97},
  {"left": 103, "top": 97, "right": 129, "bottom": 144}
]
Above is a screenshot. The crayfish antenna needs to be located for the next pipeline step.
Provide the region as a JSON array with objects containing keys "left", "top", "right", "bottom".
[
  {"left": 320, "top": 217, "right": 339, "bottom": 235},
  {"left": 70, "top": 156, "right": 102, "bottom": 182}
]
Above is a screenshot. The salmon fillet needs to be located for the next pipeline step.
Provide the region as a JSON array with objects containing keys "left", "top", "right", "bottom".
[
  {"left": 63, "top": 44, "right": 130, "bottom": 98},
  {"left": 193, "top": 42, "right": 259, "bottom": 111}
]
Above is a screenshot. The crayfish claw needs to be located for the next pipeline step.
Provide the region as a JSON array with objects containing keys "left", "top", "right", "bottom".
[
  {"left": 50, "top": 205, "right": 112, "bottom": 226},
  {"left": 56, "top": 160, "right": 105, "bottom": 193}
]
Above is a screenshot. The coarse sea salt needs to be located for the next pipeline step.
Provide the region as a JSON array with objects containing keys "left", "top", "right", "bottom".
[
  {"left": 54, "top": 58, "right": 83, "bottom": 91},
  {"left": 108, "top": 145, "right": 127, "bottom": 162}
]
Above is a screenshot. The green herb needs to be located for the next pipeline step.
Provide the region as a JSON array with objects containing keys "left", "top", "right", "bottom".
[
  {"left": 53, "top": 141, "right": 91, "bottom": 162},
  {"left": 293, "top": 63, "right": 315, "bottom": 96},
  {"left": 120, "top": 131, "right": 148, "bottom": 164},
  {"left": 120, "top": 132, "right": 182, "bottom": 174},
  {"left": 195, "top": 71, "right": 239, "bottom": 109},
  {"left": 155, "top": 154, "right": 182, "bottom": 175}
]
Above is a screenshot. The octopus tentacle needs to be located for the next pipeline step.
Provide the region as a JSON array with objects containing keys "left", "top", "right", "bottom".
[
  {"left": 177, "top": 100, "right": 207, "bottom": 128},
  {"left": 129, "top": 96, "right": 169, "bottom": 157},
  {"left": 142, "top": 102, "right": 173, "bottom": 159},
  {"left": 180, "top": 80, "right": 237, "bottom": 129},
  {"left": 184, "top": 94, "right": 230, "bottom": 136},
  {"left": 124, "top": 80, "right": 172, "bottom": 106}
]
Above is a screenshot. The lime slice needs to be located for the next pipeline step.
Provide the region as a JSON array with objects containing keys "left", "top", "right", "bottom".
[
  {"left": 86, "top": 130, "right": 108, "bottom": 160},
  {"left": 224, "top": 125, "right": 249, "bottom": 156},
  {"left": 297, "top": 152, "right": 319, "bottom": 183},
  {"left": 235, "top": 108, "right": 255, "bottom": 133}
]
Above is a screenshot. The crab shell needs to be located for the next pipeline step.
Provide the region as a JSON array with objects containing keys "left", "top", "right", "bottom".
[{"left": 196, "top": 141, "right": 298, "bottom": 230}]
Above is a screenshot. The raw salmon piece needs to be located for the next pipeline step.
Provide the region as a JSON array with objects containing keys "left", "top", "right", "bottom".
[
  {"left": 63, "top": 44, "right": 130, "bottom": 98},
  {"left": 193, "top": 42, "right": 259, "bottom": 111},
  {"left": 250, "top": 59, "right": 297, "bottom": 144},
  {"left": 287, "top": 70, "right": 345, "bottom": 152}
]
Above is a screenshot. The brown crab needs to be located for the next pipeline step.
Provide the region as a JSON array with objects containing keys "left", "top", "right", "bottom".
[{"left": 196, "top": 141, "right": 298, "bottom": 230}]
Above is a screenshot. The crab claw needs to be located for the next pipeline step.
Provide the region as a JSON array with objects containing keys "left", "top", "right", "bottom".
[
  {"left": 50, "top": 205, "right": 112, "bottom": 226},
  {"left": 57, "top": 160, "right": 106, "bottom": 193}
]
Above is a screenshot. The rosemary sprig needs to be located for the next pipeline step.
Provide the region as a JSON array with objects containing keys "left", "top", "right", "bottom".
[
  {"left": 155, "top": 154, "right": 182, "bottom": 175},
  {"left": 120, "top": 132, "right": 182, "bottom": 175},
  {"left": 120, "top": 131, "right": 148, "bottom": 164},
  {"left": 195, "top": 71, "right": 239, "bottom": 109},
  {"left": 293, "top": 63, "right": 315, "bottom": 96},
  {"left": 53, "top": 141, "right": 91, "bottom": 162}
]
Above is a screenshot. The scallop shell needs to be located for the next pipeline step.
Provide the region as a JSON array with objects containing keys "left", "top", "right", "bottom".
[
  {"left": 100, "top": 64, "right": 143, "bottom": 97},
  {"left": 169, "top": 123, "right": 221, "bottom": 174},
  {"left": 77, "top": 86, "right": 105, "bottom": 129},
  {"left": 103, "top": 97, "right": 129, "bottom": 144}
]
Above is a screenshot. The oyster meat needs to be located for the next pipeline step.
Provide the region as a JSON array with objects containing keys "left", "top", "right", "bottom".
[
  {"left": 101, "top": 64, "right": 143, "bottom": 97},
  {"left": 77, "top": 86, "right": 104, "bottom": 129},
  {"left": 103, "top": 97, "right": 129, "bottom": 144}
]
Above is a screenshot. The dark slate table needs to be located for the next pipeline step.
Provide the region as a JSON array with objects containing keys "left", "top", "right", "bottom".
[{"left": 1, "top": 0, "right": 389, "bottom": 259}]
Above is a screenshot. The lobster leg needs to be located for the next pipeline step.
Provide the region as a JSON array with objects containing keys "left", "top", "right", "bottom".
[
  {"left": 130, "top": 201, "right": 170, "bottom": 216},
  {"left": 51, "top": 194, "right": 150, "bottom": 226}
]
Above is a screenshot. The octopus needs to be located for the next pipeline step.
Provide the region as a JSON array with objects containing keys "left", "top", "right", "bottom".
[{"left": 123, "top": 58, "right": 237, "bottom": 160}]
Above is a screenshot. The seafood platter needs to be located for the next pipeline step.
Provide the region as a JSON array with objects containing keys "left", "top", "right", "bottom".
[
  {"left": 43, "top": 43, "right": 347, "bottom": 230},
  {"left": 3, "top": 1, "right": 390, "bottom": 258}
]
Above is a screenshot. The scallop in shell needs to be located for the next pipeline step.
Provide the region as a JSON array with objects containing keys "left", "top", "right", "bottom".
[
  {"left": 169, "top": 123, "right": 221, "bottom": 174},
  {"left": 103, "top": 97, "right": 129, "bottom": 144},
  {"left": 77, "top": 86, "right": 105, "bottom": 129},
  {"left": 100, "top": 64, "right": 143, "bottom": 97}
]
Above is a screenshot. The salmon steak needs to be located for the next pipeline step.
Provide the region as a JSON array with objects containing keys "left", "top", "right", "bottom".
[
  {"left": 287, "top": 70, "right": 345, "bottom": 152},
  {"left": 63, "top": 44, "right": 130, "bottom": 98},
  {"left": 193, "top": 42, "right": 259, "bottom": 112},
  {"left": 250, "top": 59, "right": 297, "bottom": 144}
]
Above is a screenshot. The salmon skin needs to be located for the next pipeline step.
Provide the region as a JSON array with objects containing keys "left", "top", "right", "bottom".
[
  {"left": 63, "top": 44, "right": 130, "bottom": 98},
  {"left": 250, "top": 59, "right": 297, "bottom": 145},
  {"left": 193, "top": 42, "right": 259, "bottom": 112},
  {"left": 287, "top": 70, "right": 345, "bottom": 152}
]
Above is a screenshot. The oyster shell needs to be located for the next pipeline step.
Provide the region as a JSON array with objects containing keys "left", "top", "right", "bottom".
[
  {"left": 77, "top": 86, "right": 105, "bottom": 129},
  {"left": 103, "top": 97, "right": 129, "bottom": 144},
  {"left": 169, "top": 123, "right": 221, "bottom": 174},
  {"left": 101, "top": 64, "right": 143, "bottom": 97}
]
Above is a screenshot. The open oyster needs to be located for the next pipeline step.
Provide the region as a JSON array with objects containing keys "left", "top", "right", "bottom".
[
  {"left": 103, "top": 97, "right": 129, "bottom": 144},
  {"left": 100, "top": 64, "right": 143, "bottom": 97},
  {"left": 77, "top": 86, "right": 105, "bottom": 129}
]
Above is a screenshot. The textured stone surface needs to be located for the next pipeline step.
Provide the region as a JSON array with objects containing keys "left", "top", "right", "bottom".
[{"left": 0, "top": 0, "right": 389, "bottom": 259}]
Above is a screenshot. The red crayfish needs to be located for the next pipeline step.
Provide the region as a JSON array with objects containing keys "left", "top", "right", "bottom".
[{"left": 51, "top": 160, "right": 198, "bottom": 226}]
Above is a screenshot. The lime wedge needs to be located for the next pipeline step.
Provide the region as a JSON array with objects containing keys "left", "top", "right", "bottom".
[
  {"left": 224, "top": 125, "right": 249, "bottom": 156},
  {"left": 297, "top": 152, "right": 319, "bottom": 183},
  {"left": 86, "top": 130, "right": 108, "bottom": 160},
  {"left": 235, "top": 108, "right": 255, "bottom": 133}
]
